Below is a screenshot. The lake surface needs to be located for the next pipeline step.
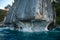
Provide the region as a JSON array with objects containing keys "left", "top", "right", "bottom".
[{"left": 0, "top": 27, "right": 60, "bottom": 40}]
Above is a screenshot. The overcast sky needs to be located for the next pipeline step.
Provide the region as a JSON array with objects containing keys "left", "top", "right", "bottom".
[{"left": 0, "top": 0, "right": 14, "bottom": 9}]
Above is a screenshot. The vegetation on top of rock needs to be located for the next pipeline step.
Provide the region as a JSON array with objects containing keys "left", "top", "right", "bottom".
[
  {"left": 52, "top": 2, "right": 60, "bottom": 25},
  {"left": 0, "top": 9, "right": 7, "bottom": 22}
]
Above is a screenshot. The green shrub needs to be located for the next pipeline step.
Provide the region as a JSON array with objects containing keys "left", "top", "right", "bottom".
[
  {"left": 52, "top": 2, "right": 60, "bottom": 25},
  {"left": 0, "top": 9, "right": 7, "bottom": 22}
]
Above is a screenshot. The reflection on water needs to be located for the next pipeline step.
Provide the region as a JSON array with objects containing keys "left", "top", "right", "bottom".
[{"left": 0, "top": 28, "right": 60, "bottom": 40}]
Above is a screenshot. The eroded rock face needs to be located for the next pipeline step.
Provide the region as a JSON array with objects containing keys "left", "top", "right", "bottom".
[{"left": 3, "top": 0, "right": 56, "bottom": 32}]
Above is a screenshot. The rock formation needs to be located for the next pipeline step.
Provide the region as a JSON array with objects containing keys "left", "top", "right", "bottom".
[{"left": 3, "top": 0, "right": 56, "bottom": 32}]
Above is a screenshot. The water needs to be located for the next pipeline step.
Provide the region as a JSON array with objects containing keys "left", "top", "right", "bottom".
[{"left": 0, "top": 27, "right": 60, "bottom": 40}]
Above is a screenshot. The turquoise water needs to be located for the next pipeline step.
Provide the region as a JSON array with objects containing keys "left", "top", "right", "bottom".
[{"left": 0, "top": 28, "right": 60, "bottom": 40}]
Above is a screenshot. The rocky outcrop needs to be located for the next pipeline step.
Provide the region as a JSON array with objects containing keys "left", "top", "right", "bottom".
[{"left": 3, "top": 0, "right": 56, "bottom": 31}]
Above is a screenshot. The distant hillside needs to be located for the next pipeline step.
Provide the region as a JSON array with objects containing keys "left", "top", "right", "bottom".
[
  {"left": 0, "top": 9, "right": 8, "bottom": 22},
  {"left": 52, "top": 2, "right": 60, "bottom": 25}
]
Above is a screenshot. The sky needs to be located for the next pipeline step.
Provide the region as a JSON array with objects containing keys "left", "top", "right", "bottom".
[{"left": 0, "top": 0, "right": 14, "bottom": 9}]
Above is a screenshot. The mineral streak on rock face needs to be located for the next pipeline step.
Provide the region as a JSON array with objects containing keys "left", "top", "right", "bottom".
[{"left": 3, "top": 0, "right": 56, "bottom": 32}]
